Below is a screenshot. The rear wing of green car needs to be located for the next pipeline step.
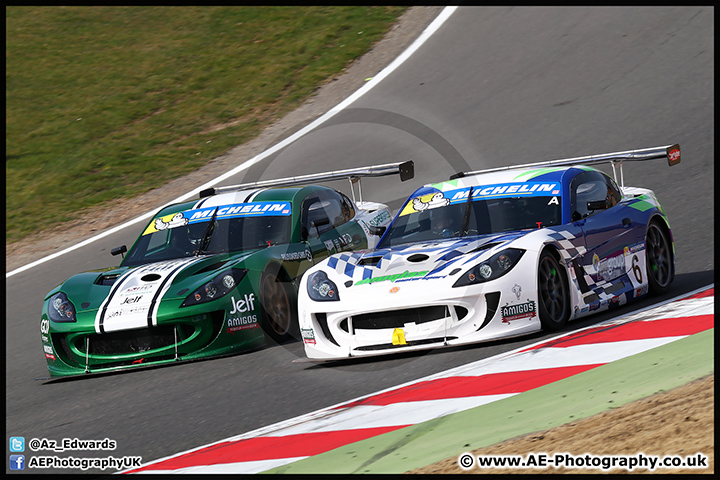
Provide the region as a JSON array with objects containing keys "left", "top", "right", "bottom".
[
  {"left": 199, "top": 161, "right": 414, "bottom": 204},
  {"left": 450, "top": 144, "right": 680, "bottom": 189}
]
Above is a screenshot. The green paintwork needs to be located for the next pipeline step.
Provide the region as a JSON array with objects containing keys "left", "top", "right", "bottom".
[{"left": 41, "top": 185, "right": 373, "bottom": 377}]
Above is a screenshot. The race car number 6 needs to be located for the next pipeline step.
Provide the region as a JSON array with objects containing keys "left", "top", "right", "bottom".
[{"left": 632, "top": 254, "right": 642, "bottom": 283}]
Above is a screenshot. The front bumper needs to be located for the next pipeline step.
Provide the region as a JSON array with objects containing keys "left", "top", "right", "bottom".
[
  {"left": 299, "top": 276, "right": 542, "bottom": 360},
  {"left": 43, "top": 307, "right": 264, "bottom": 377}
]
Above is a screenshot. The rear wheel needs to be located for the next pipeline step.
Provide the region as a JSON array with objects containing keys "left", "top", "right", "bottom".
[
  {"left": 646, "top": 221, "right": 673, "bottom": 294},
  {"left": 537, "top": 250, "right": 570, "bottom": 331},
  {"left": 260, "top": 269, "right": 298, "bottom": 343}
]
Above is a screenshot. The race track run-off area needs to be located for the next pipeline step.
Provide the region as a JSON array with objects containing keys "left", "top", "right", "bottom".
[{"left": 124, "top": 285, "right": 714, "bottom": 474}]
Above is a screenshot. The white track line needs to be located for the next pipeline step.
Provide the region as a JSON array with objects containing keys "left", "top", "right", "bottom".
[{"left": 7, "top": 6, "right": 459, "bottom": 279}]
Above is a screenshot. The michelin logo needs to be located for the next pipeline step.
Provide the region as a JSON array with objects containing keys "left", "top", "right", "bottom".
[
  {"left": 412, "top": 193, "right": 450, "bottom": 211},
  {"left": 155, "top": 213, "right": 188, "bottom": 231},
  {"left": 450, "top": 182, "right": 560, "bottom": 201}
]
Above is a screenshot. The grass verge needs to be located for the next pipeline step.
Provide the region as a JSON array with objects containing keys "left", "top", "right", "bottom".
[{"left": 6, "top": 6, "right": 407, "bottom": 244}]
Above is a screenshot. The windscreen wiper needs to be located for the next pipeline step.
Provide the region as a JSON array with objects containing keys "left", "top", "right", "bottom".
[
  {"left": 196, "top": 208, "right": 218, "bottom": 256},
  {"left": 460, "top": 186, "right": 474, "bottom": 236}
]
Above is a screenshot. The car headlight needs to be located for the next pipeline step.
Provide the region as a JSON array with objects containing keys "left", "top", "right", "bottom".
[
  {"left": 47, "top": 292, "right": 77, "bottom": 323},
  {"left": 453, "top": 248, "right": 525, "bottom": 287},
  {"left": 307, "top": 271, "right": 340, "bottom": 302},
  {"left": 181, "top": 268, "right": 248, "bottom": 307}
]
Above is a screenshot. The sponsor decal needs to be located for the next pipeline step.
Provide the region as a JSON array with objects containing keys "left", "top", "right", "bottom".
[
  {"left": 121, "top": 284, "right": 155, "bottom": 296},
  {"left": 301, "top": 328, "right": 316, "bottom": 345},
  {"left": 411, "top": 192, "right": 450, "bottom": 212},
  {"left": 106, "top": 305, "right": 146, "bottom": 319},
  {"left": 635, "top": 284, "right": 649, "bottom": 297},
  {"left": 453, "top": 182, "right": 561, "bottom": 200},
  {"left": 44, "top": 353, "right": 56, "bottom": 361},
  {"left": 153, "top": 212, "right": 189, "bottom": 232},
  {"left": 355, "top": 270, "right": 429, "bottom": 286},
  {"left": 416, "top": 275, "right": 447, "bottom": 282},
  {"left": 668, "top": 147, "right": 681, "bottom": 163},
  {"left": 389, "top": 286, "right": 400, "bottom": 294},
  {"left": 501, "top": 300, "right": 537, "bottom": 323},
  {"left": 598, "top": 254, "right": 625, "bottom": 281},
  {"left": 281, "top": 250, "right": 312, "bottom": 262},
  {"left": 324, "top": 240, "right": 335, "bottom": 254},
  {"left": 628, "top": 242, "right": 644, "bottom": 254},
  {"left": 511, "top": 284, "right": 522, "bottom": 300},
  {"left": 363, "top": 209, "right": 391, "bottom": 228},
  {"left": 324, "top": 233, "right": 355, "bottom": 255},
  {"left": 226, "top": 314, "right": 258, "bottom": 333},
  {"left": 624, "top": 243, "right": 645, "bottom": 258},
  {"left": 400, "top": 182, "right": 562, "bottom": 216},
  {"left": 229, "top": 294, "right": 256, "bottom": 314},
  {"left": 40, "top": 319, "right": 50, "bottom": 334},
  {"left": 43, "top": 344, "right": 54, "bottom": 355},
  {"left": 121, "top": 295, "right": 143, "bottom": 305},
  {"left": 143, "top": 201, "right": 292, "bottom": 236}
]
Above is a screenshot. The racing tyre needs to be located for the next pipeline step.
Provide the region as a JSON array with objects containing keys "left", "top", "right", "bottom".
[
  {"left": 537, "top": 250, "right": 570, "bottom": 331},
  {"left": 260, "top": 268, "right": 298, "bottom": 343},
  {"left": 646, "top": 221, "right": 673, "bottom": 295}
]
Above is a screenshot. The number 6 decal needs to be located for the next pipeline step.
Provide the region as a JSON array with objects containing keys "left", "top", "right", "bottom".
[{"left": 632, "top": 254, "right": 643, "bottom": 283}]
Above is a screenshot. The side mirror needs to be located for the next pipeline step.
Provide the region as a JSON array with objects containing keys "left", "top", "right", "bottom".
[
  {"left": 587, "top": 200, "right": 609, "bottom": 211},
  {"left": 368, "top": 225, "right": 386, "bottom": 236},
  {"left": 111, "top": 245, "right": 127, "bottom": 258}
]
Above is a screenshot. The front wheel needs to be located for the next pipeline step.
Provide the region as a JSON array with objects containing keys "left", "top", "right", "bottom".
[
  {"left": 537, "top": 250, "right": 570, "bottom": 331},
  {"left": 260, "top": 269, "right": 298, "bottom": 343},
  {"left": 646, "top": 221, "right": 674, "bottom": 294}
]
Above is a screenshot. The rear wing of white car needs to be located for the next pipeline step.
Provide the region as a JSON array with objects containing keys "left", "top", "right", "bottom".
[
  {"left": 450, "top": 144, "right": 680, "bottom": 189},
  {"left": 199, "top": 161, "right": 414, "bottom": 203}
]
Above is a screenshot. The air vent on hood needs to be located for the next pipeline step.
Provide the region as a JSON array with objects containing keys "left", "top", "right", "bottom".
[
  {"left": 193, "top": 261, "right": 230, "bottom": 275},
  {"left": 141, "top": 273, "right": 162, "bottom": 282},
  {"left": 469, "top": 242, "right": 502, "bottom": 254},
  {"left": 95, "top": 274, "right": 120, "bottom": 286},
  {"left": 407, "top": 253, "right": 429, "bottom": 263},
  {"left": 358, "top": 256, "right": 382, "bottom": 266}
]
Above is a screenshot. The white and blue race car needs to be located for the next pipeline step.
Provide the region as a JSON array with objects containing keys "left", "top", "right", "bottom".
[{"left": 297, "top": 144, "right": 681, "bottom": 359}]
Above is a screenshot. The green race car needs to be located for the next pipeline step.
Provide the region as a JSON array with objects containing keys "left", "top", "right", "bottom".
[{"left": 40, "top": 162, "right": 413, "bottom": 377}]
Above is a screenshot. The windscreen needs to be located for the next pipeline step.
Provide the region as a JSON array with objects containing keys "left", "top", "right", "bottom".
[
  {"left": 380, "top": 183, "right": 562, "bottom": 248},
  {"left": 123, "top": 201, "right": 292, "bottom": 266}
]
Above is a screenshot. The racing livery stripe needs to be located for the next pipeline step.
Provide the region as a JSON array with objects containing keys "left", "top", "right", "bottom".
[
  {"left": 244, "top": 188, "right": 268, "bottom": 203},
  {"left": 192, "top": 188, "right": 266, "bottom": 209},
  {"left": 146, "top": 261, "right": 198, "bottom": 328},
  {"left": 96, "top": 257, "right": 203, "bottom": 334},
  {"left": 123, "top": 286, "right": 713, "bottom": 474}
]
